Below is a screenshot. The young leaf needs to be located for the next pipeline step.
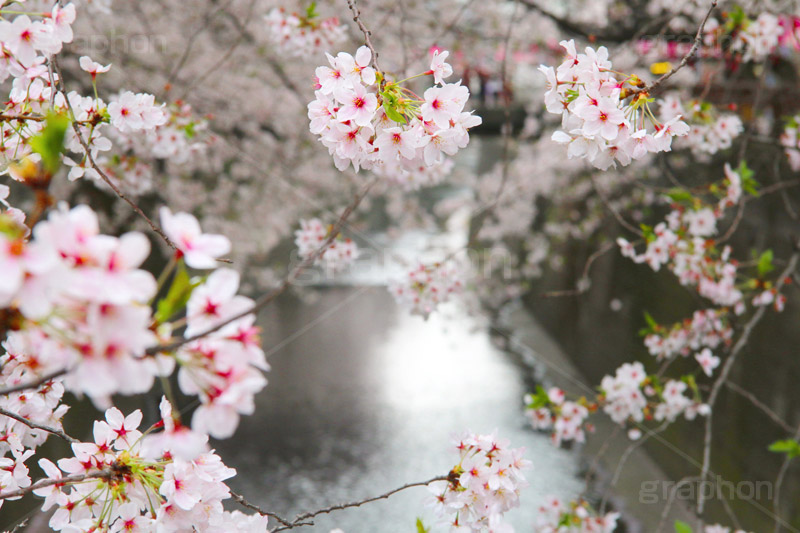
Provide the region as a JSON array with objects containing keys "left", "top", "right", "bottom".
[
  {"left": 305, "top": 2, "right": 319, "bottom": 20},
  {"left": 768, "top": 439, "right": 800, "bottom": 459},
  {"left": 666, "top": 188, "right": 694, "bottom": 205},
  {"left": 383, "top": 99, "right": 406, "bottom": 123},
  {"left": 416, "top": 518, "right": 429, "bottom": 533},
  {"left": 29, "top": 112, "right": 70, "bottom": 176},
  {"left": 674, "top": 520, "right": 693, "bottom": 533},
  {"left": 757, "top": 249, "right": 774, "bottom": 277},
  {"left": 155, "top": 263, "right": 202, "bottom": 324}
]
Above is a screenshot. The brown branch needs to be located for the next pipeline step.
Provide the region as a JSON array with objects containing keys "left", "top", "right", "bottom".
[
  {"left": 49, "top": 57, "right": 178, "bottom": 252},
  {"left": 637, "top": 1, "right": 718, "bottom": 95},
  {"left": 540, "top": 241, "right": 615, "bottom": 298},
  {"left": 698, "top": 247, "right": 800, "bottom": 515},
  {"left": 591, "top": 175, "right": 643, "bottom": 236},
  {"left": 773, "top": 422, "right": 800, "bottom": 533},
  {"left": 346, "top": 0, "right": 382, "bottom": 73},
  {"left": 656, "top": 476, "right": 701, "bottom": 533},
  {"left": 0, "top": 407, "right": 77, "bottom": 443},
  {"left": 269, "top": 475, "right": 448, "bottom": 532},
  {"left": 0, "top": 368, "right": 68, "bottom": 396},
  {"left": 147, "top": 177, "right": 377, "bottom": 355},
  {"left": 231, "top": 491, "right": 294, "bottom": 527},
  {"left": 0, "top": 471, "right": 110, "bottom": 501},
  {"left": 725, "top": 381, "right": 794, "bottom": 434}
]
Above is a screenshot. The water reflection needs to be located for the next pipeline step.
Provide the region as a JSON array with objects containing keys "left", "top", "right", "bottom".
[{"left": 217, "top": 288, "right": 582, "bottom": 531}]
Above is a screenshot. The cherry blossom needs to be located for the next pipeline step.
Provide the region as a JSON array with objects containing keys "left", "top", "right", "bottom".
[
  {"left": 541, "top": 40, "right": 689, "bottom": 169},
  {"left": 160, "top": 207, "right": 231, "bottom": 268},
  {"left": 427, "top": 431, "right": 530, "bottom": 532},
  {"left": 294, "top": 218, "right": 359, "bottom": 271},
  {"left": 389, "top": 260, "right": 465, "bottom": 318},
  {"left": 308, "top": 46, "right": 480, "bottom": 175}
]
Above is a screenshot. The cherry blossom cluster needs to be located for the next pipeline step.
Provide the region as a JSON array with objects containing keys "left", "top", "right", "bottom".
[
  {"left": 704, "top": 10, "right": 781, "bottom": 63},
  {"left": 388, "top": 260, "right": 465, "bottom": 318},
  {"left": 533, "top": 495, "right": 619, "bottom": 533},
  {"left": 541, "top": 40, "right": 689, "bottom": 170},
  {"left": 0, "top": 202, "right": 160, "bottom": 406},
  {"left": 308, "top": 46, "right": 481, "bottom": 179},
  {"left": 601, "top": 364, "right": 709, "bottom": 425},
  {"left": 0, "top": 3, "right": 76, "bottom": 76},
  {"left": 172, "top": 267, "right": 268, "bottom": 439},
  {"left": 660, "top": 95, "right": 743, "bottom": 156},
  {"left": 295, "top": 218, "right": 359, "bottom": 271},
  {"left": 642, "top": 309, "right": 732, "bottom": 361},
  {"left": 157, "top": 208, "right": 269, "bottom": 439},
  {"left": 0, "top": 4, "right": 208, "bottom": 197},
  {"left": 0, "top": 355, "right": 68, "bottom": 457},
  {"left": 98, "top": 100, "right": 210, "bottom": 195},
  {"left": 63, "top": 87, "right": 210, "bottom": 196},
  {"left": 616, "top": 165, "right": 747, "bottom": 308},
  {"left": 0, "top": 186, "right": 266, "bottom": 441},
  {"left": 30, "top": 401, "right": 268, "bottom": 532},
  {"left": 780, "top": 114, "right": 800, "bottom": 171},
  {"left": 524, "top": 387, "right": 592, "bottom": 446},
  {"left": 525, "top": 368, "right": 710, "bottom": 445},
  {"left": 427, "top": 431, "right": 530, "bottom": 532},
  {"left": 264, "top": 6, "right": 346, "bottom": 57}
]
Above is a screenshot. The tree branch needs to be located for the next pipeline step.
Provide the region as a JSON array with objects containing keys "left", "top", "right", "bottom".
[
  {"left": 346, "top": 0, "right": 382, "bottom": 73},
  {"left": 269, "top": 475, "right": 448, "bottom": 532},
  {"left": 0, "top": 407, "right": 77, "bottom": 443},
  {"left": 0, "top": 471, "right": 110, "bottom": 501},
  {"left": 637, "top": 1, "right": 718, "bottom": 95},
  {"left": 0, "top": 368, "right": 68, "bottom": 396},
  {"left": 698, "top": 246, "right": 800, "bottom": 515}
]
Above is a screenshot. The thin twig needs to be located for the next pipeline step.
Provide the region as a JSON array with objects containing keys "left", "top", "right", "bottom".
[
  {"left": 600, "top": 422, "right": 669, "bottom": 512},
  {"left": 773, "top": 422, "right": 800, "bottom": 533},
  {"left": 540, "top": 241, "right": 615, "bottom": 298},
  {"left": 0, "top": 368, "right": 68, "bottom": 396},
  {"left": 0, "top": 471, "right": 110, "bottom": 501},
  {"left": 637, "top": 1, "right": 718, "bottom": 95},
  {"left": 591, "top": 175, "right": 643, "bottom": 236},
  {"left": 0, "top": 407, "right": 78, "bottom": 443},
  {"left": 346, "top": 0, "right": 381, "bottom": 73},
  {"left": 270, "top": 475, "right": 448, "bottom": 532},
  {"left": 231, "top": 491, "right": 293, "bottom": 527},
  {"left": 656, "top": 476, "right": 700, "bottom": 533},
  {"left": 725, "top": 381, "right": 794, "bottom": 434},
  {"left": 698, "top": 247, "right": 800, "bottom": 515}
]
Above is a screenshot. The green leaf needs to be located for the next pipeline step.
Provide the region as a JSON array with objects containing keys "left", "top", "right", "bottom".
[
  {"left": 644, "top": 311, "right": 658, "bottom": 329},
  {"left": 155, "top": 263, "right": 202, "bottom": 324},
  {"left": 382, "top": 98, "right": 406, "bottom": 124},
  {"left": 757, "top": 249, "right": 774, "bottom": 277},
  {"left": 305, "top": 2, "right": 319, "bottom": 19},
  {"left": 640, "top": 224, "right": 655, "bottom": 242},
  {"left": 769, "top": 439, "right": 800, "bottom": 459},
  {"left": 415, "top": 518, "right": 429, "bottom": 533},
  {"left": 666, "top": 188, "right": 694, "bottom": 205},
  {"left": 674, "top": 520, "right": 693, "bottom": 533},
  {"left": 183, "top": 122, "right": 196, "bottom": 139},
  {"left": 736, "top": 161, "right": 760, "bottom": 196},
  {"left": 29, "top": 112, "right": 70, "bottom": 176}
]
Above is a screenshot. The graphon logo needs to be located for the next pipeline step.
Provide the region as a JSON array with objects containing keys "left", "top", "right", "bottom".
[{"left": 640, "top": 478, "right": 774, "bottom": 504}]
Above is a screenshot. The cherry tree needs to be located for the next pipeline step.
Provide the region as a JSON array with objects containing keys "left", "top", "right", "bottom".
[{"left": 0, "top": 0, "right": 799, "bottom": 532}]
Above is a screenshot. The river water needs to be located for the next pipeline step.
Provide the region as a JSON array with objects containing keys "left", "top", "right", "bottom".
[{"left": 216, "top": 215, "right": 585, "bottom": 531}]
